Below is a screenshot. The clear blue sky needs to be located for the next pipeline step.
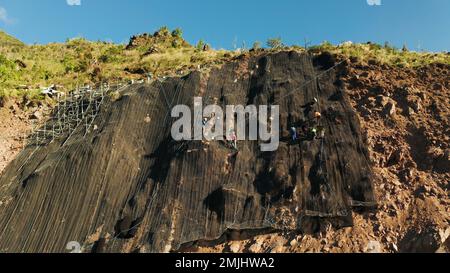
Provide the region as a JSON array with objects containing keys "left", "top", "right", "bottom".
[{"left": 0, "top": 0, "right": 449, "bottom": 52}]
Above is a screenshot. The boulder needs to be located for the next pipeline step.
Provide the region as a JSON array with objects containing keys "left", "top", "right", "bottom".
[
  {"left": 383, "top": 102, "right": 396, "bottom": 117},
  {"left": 229, "top": 242, "right": 241, "bottom": 253},
  {"left": 365, "top": 241, "right": 382, "bottom": 253},
  {"left": 249, "top": 242, "right": 262, "bottom": 253},
  {"left": 29, "top": 110, "right": 43, "bottom": 120}
]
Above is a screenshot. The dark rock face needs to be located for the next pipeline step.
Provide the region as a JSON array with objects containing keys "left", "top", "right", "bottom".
[{"left": 0, "top": 52, "right": 375, "bottom": 253}]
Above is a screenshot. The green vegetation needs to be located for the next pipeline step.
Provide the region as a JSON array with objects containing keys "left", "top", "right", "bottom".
[
  {"left": 308, "top": 41, "right": 449, "bottom": 68},
  {"left": 0, "top": 28, "right": 448, "bottom": 103},
  {"left": 0, "top": 28, "right": 234, "bottom": 101},
  {"left": 267, "top": 37, "right": 283, "bottom": 49},
  {"left": 196, "top": 39, "right": 206, "bottom": 51},
  {"left": 171, "top": 28, "right": 183, "bottom": 38},
  {"left": 0, "top": 30, "right": 24, "bottom": 47},
  {"left": 252, "top": 41, "right": 262, "bottom": 51}
]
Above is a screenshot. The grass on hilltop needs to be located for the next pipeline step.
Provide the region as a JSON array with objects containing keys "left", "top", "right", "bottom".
[
  {"left": 0, "top": 28, "right": 449, "bottom": 104},
  {"left": 308, "top": 41, "right": 449, "bottom": 67},
  {"left": 0, "top": 27, "right": 235, "bottom": 102}
]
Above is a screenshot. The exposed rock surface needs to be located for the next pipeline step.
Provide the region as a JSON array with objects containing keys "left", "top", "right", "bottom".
[
  {"left": 194, "top": 57, "right": 449, "bottom": 254},
  {"left": 0, "top": 52, "right": 375, "bottom": 253}
]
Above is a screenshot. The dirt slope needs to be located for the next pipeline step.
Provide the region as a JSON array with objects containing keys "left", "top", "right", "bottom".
[
  {"left": 0, "top": 51, "right": 376, "bottom": 253},
  {"left": 0, "top": 102, "right": 31, "bottom": 174}
]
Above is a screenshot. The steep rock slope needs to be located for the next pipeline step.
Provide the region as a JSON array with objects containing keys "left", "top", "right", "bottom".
[
  {"left": 0, "top": 51, "right": 375, "bottom": 253},
  {"left": 197, "top": 59, "right": 450, "bottom": 254}
]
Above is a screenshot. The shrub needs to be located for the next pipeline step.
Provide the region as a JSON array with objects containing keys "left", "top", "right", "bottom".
[
  {"left": 157, "top": 26, "right": 170, "bottom": 36},
  {"left": 42, "top": 70, "right": 52, "bottom": 80},
  {"left": 0, "top": 54, "right": 18, "bottom": 83},
  {"left": 320, "top": 41, "right": 334, "bottom": 50},
  {"left": 172, "top": 39, "right": 183, "bottom": 48},
  {"left": 172, "top": 28, "right": 183, "bottom": 38},
  {"left": 196, "top": 39, "right": 206, "bottom": 51},
  {"left": 402, "top": 44, "right": 409, "bottom": 52},
  {"left": 62, "top": 56, "right": 77, "bottom": 73},
  {"left": 99, "top": 46, "right": 123, "bottom": 63},
  {"left": 267, "top": 37, "right": 283, "bottom": 49},
  {"left": 252, "top": 41, "right": 262, "bottom": 50}
]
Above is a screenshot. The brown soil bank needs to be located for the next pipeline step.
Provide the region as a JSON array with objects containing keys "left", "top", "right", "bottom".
[
  {"left": 341, "top": 60, "right": 449, "bottom": 253},
  {"left": 0, "top": 51, "right": 376, "bottom": 253}
]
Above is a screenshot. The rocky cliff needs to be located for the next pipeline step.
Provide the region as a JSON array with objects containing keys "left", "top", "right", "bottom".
[{"left": 0, "top": 51, "right": 376, "bottom": 253}]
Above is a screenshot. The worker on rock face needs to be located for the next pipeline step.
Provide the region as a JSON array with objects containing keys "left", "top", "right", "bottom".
[
  {"left": 290, "top": 127, "right": 298, "bottom": 142},
  {"left": 307, "top": 111, "right": 322, "bottom": 129},
  {"left": 227, "top": 130, "right": 237, "bottom": 150},
  {"left": 314, "top": 111, "right": 322, "bottom": 120},
  {"left": 231, "top": 131, "right": 237, "bottom": 149},
  {"left": 302, "top": 97, "right": 318, "bottom": 109},
  {"left": 302, "top": 97, "right": 318, "bottom": 114},
  {"left": 316, "top": 126, "right": 325, "bottom": 139},
  {"left": 310, "top": 127, "right": 318, "bottom": 139},
  {"left": 298, "top": 118, "right": 308, "bottom": 134}
]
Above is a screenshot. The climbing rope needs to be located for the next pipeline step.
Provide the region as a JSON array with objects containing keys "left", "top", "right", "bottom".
[
  {"left": 274, "top": 60, "right": 345, "bottom": 104},
  {"left": 163, "top": 78, "right": 186, "bottom": 126},
  {"left": 156, "top": 80, "right": 172, "bottom": 110}
]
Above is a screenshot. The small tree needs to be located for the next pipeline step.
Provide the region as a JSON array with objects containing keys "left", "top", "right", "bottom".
[
  {"left": 321, "top": 41, "right": 333, "bottom": 49},
  {"left": 172, "top": 28, "right": 183, "bottom": 38},
  {"left": 196, "top": 39, "right": 205, "bottom": 51},
  {"left": 252, "top": 41, "right": 262, "bottom": 50},
  {"left": 157, "top": 26, "right": 170, "bottom": 36},
  {"left": 402, "top": 44, "right": 408, "bottom": 52},
  {"left": 267, "top": 37, "right": 283, "bottom": 49}
]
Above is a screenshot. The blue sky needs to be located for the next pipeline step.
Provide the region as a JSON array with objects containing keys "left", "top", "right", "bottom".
[{"left": 0, "top": 0, "right": 449, "bottom": 52}]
